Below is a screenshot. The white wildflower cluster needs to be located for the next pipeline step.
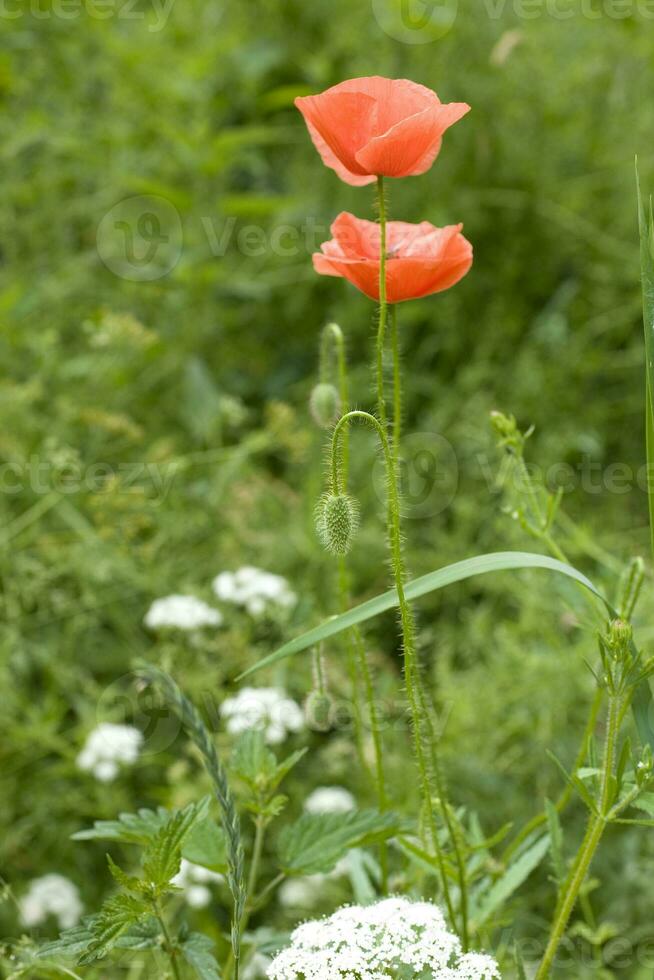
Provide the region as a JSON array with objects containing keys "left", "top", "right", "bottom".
[
  {"left": 171, "top": 859, "right": 224, "bottom": 908},
  {"left": 221, "top": 688, "right": 304, "bottom": 745},
  {"left": 267, "top": 898, "right": 501, "bottom": 979},
  {"left": 76, "top": 723, "right": 143, "bottom": 782},
  {"left": 144, "top": 594, "right": 223, "bottom": 630},
  {"left": 213, "top": 566, "right": 297, "bottom": 617},
  {"left": 19, "top": 875, "right": 83, "bottom": 930},
  {"left": 305, "top": 786, "right": 356, "bottom": 814}
]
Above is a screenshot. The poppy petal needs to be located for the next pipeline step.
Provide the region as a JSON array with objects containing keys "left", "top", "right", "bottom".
[
  {"left": 295, "top": 92, "right": 378, "bottom": 180},
  {"left": 355, "top": 102, "right": 470, "bottom": 178}
]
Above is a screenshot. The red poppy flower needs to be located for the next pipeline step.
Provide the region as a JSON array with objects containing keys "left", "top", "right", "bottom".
[
  {"left": 295, "top": 77, "right": 469, "bottom": 186},
  {"left": 313, "top": 212, "right": 473, "bottom": 303}
]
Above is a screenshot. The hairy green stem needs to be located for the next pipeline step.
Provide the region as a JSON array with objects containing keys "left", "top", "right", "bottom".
[
  {"left": 390, "top": 304, "right": 401, "bottom": 458},
  {"left": 331, "top": 411, "right": 456, "bottom": 927},
  {"left": 320, "top": 320, "right": 388, "bottom": 887},
  {"left": 536, "top": 691, "right": 621, "bottom": 979},
  {"left": 376, "top": 177, "right": 388, "bottom": 432},
  {"left": 154, "top": 902, "right": 182, "bottom": 980}
]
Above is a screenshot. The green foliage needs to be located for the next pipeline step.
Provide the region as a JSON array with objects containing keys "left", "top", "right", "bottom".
[
  {"left": 278, "top": 809, "right": 401, "bottom": 876},
  {"left": 179, "top": 931, "right": 221, "bottom": 980}
]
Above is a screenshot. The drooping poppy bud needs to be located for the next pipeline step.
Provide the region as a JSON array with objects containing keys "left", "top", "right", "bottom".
[{"left": 315, "top": 492, "right": 360, "bottom": 555}]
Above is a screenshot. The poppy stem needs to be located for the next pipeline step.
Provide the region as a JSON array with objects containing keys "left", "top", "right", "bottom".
[
  {"left": 391, "top": 304, "right": 401, "bottom": 460},
  {"left": 319, "top": 322, "right": 389, "bottom": 891},
  {"left": 331, "top": 408, "right": 456, "bottom": 931},
  {"left": 376, "top": 176, "right": 388, "bottom": 431}
]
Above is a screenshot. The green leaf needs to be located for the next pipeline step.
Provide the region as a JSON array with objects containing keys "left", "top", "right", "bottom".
[
  {"left": 142, "top": 798, "right": 210, "bottom": 890},
  {"left": 278, "top": 809, "right": 401, "bottom": 876},
  {"left": 78, "top": 894, "right": 150, "bottom": 964},
  {"left": 544, "top": 799, "right": 564, "bottom": 885},
  {"left": 231, "top": 730, "right": 277, "bottom": 787},
  {"left": 231, "top": 731, "right": 307, "bottom": 794},
  {"left": 238, "top": 552, "right": 605, "bottom": 679},
  {"left": 36, "top": 919, "right": 160, "bottom": 961},
  {"left": 472, "top": 835, "right": 550, "bottom": 928},
  {"left": 179, "top": 932, "right": 221, "bottom": 980},
  {"left": 71, "top": 807, "right": 170, "bottom": 845},
  {"left": 182, "top": 816, "right": 228, "bottom": 873},
  {"left": 632, "top": 792, "right": 654, "bottom": 818}
]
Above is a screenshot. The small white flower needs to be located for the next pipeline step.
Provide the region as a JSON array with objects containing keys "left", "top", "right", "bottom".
[
  {"left": 171, "top": 859, "right": 224, "bottom": 909},
  {"left": 221, "top": 688, "right": 304, "bottom": 745},
  {"left": 212, "top": 567, "right": 297, "bottom": 617},
  {"left": 19, "top": 875, "right": 83, "bottom": 930},
  {"left": 144, "top": 595, "right": 223, "bottom": 630},
  {"left": 267, "top": 897, "right": 501, "bottom": 979},
  {"left": 304, "top": 786, "right": 356, "bottom": 814},
  {"left": 76, "top": 723, "right": 143, "bottom": 782},
  {"left": 278, "top": 877, "right": 322, "bottom": 910}
]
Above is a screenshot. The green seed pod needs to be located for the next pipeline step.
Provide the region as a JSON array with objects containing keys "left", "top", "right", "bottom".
[
  {"left": 304, "top": 689, "right": 334, "bottom": 732},
  {"left": 310, "top": 383, "right": 341, "bottom": 429},
  {"left": 315, "top": 492, "right": 359, "bottom": 556}
]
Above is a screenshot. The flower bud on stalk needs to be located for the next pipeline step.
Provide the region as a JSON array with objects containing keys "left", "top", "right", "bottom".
[
  {"left": 315, "top": 492, "right": 359, "bottom": 556},
  {"left": 310, "top": 383, "right": 341, "bottom": 429}
]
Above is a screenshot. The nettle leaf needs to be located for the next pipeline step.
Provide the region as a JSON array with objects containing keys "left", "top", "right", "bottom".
[
  {"left": 37, "top": 918, "right": 160, "bottom": 962},
  {"left": 78, "top": 893, "right": 151, "bottom": 964},
  {"left": 72, "top": 806, "right": 170, "bottom": 845},
  {"left": 179, "top": 932, "right": 221, "bottom": 980},
  {"left": 231, "top": 730, "right": 277, "bottom": 787},
  {"left": 142, "top": 798, "right": 210, "bottom": 890},
  {"left": 182, "top": 816, "right": 229, "bottom": 873},
  {"left": 278, "top": 809, "right": 400, "bottom": 876},
  {"left": 231, "top": 730, "right": 307, "bottom": 793},
  {"left": 472, "top": 835, "right": 550, "bottom": 928}
]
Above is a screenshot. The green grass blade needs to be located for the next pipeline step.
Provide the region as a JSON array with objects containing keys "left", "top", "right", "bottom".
[
  {"left": 636, "top": 160, "right": 654, "bottom": 563},
  {"left": 238, "top": 552, "right": 603, "bottom": 680},
  {"left": 238, "top": 550, "right": 654, "bottom": 750}
]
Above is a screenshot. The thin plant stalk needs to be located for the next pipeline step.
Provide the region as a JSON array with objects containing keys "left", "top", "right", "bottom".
[
  {"left": 535, "top": 690, "right": 621, "bottom": 979},
  {"left": 374, "top": 178, "right": 463, "bottom": 933},
  {"left": 154, "top": 900, "right": 182, "bottom": 980},
  {"left": 330, "top": 410, "right": 456, "bottom": 929},
  {"left": 320, "top": 321, "right": 389, "bottom": 888}
]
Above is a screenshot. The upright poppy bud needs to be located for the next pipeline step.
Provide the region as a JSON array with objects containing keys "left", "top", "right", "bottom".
[{"left": 310, "top": 383, "right": 341, "bottom": 429}]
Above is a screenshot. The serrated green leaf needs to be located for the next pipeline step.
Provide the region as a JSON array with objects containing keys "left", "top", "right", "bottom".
[
  {"left": 182, "top": 816, "right": 228, "bottom": 873},
  {"left": 632, "top": 792, "right": 654, "bottom": 818},
  {"left": 231, "top": 730, "right": 277, "bottom": 787},
  {"left": 142, "top": 797, "right": 210, "bottom": 890},
  {"left": 278, "top": 809, "right": 400, "bottom": 876},
  {"left": 72, "top": 806, "right": 170, "bottom": 845},
  {"left": 179, "top": 932, "right": 221, "bottom": 980},
  {"left": 472, "top": 835, "right": 550, "bottom": 928},
  {"left": 78, "top": 894, "right": 150, "bottom": 964},
  {"left": 107, "top": 854, "right": 145, "bottom": 896}
]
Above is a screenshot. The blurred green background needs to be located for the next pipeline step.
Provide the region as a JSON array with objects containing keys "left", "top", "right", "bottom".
[{"left": 2, "top": 0, "right": 654, "bottom": 975}]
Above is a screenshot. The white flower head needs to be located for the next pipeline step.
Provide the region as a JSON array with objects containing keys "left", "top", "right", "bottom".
[
  {"left": 144, "top": 594, "right": 223, "bottom": 630},
  {"left": 213, "top": 567, "right": 297, "bottom": 617},
  {"left": 304, "top": 786, "right": 356, "bottom": 814},
  {"left": 221, "top": 687, "right": 304, "bottom": 745},
  {"left": 171, "top": 859, "right": 224, "bottom": 909},
  {"left": 267, "top": 897, "right": 501, "bottom": 979},
  {"left": 19, "top": 875, "right": 83, "bottom": 930},
  {"left": 76, "top": 723, "right": 143, "bottom": 782}
]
